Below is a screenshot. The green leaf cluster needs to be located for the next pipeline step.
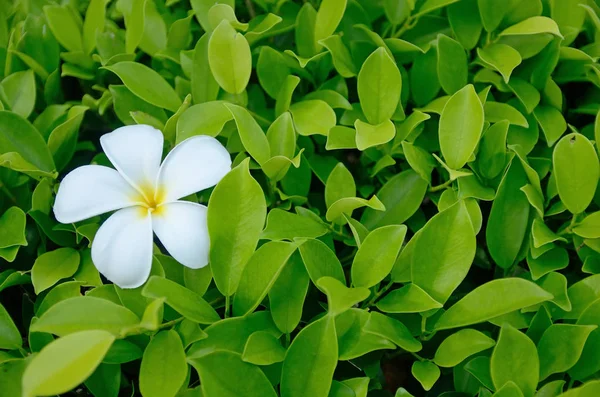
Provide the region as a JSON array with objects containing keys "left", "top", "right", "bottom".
[{"left": 1, "top": 0, "right": 600, "bottom": 396}]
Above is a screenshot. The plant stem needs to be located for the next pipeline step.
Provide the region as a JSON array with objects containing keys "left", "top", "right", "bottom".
[
  {"left": 428, "top": 179, "right": 452, "bottom": 193},
  {"left": 157, "top": 317, "right": 184, "bottom": 330},
  {"left": 362, "top": 280, "right": 394, "bottom": 308},
  {"left": 0, "top": 182, "right": 17, "bottom": 204}
]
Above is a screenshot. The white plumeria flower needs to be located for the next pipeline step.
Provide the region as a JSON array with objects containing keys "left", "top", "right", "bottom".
[{"left": 53, "top": 125, "right": 232, "bottom": 289}]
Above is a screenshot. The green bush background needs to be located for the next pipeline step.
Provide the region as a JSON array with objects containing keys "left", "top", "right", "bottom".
[{"left": 1, "top": 0, "right": 600, "bottom": 396}]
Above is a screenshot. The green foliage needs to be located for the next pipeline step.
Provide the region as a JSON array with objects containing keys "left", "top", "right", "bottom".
[{"left": 2, "top": 0, "right": 600, "bottom": 396}]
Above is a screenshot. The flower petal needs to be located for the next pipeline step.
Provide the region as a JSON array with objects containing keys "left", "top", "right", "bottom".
[
  {"left": 157, "top": 136, "right": 231, "bottom": 202},
  {"left": 54, "top": 165, "right": 141, "bottom": 224},
  {"left": 152, "top": 201, "right": 210, "bottom": 269},
  {"left": 100, "top": 124, "right": 164, "bottom": 194},
  {"left": 91, "top": 206, "right": 153, "bottom": 289}
]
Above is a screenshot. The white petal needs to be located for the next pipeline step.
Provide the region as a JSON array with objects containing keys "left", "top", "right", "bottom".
[
  {"left": 54, "top": 165, "right": 141, "bottom": 224},
  {"left": 91, "top": 206, "right": 154, "bottom": 289},
  {"left": 100, "top": 125, "right": 164, "bottom": 195},
  {"left": 157, "top": 136, "right": 231, "bottom": 202},
  {"left": 152, "top": 201, "right": 210, "bottom": 269}
]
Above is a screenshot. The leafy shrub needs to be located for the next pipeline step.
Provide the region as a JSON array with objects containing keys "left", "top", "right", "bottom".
[{"left": 2, "top": 0, "right": 600, "bottom": 396}]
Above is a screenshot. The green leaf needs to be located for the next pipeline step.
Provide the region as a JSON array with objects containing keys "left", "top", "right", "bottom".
[
  {"left": 290, "top": 100, "right": 337, "bottom": 136},
  {"left": 434, "top": 278, "right": 553, "bottom": 330},
  {"left": 484, "top": 102, "right": 529, "bottom": 127},
  {"left": 208, "top": 158, "right": 266, "bottom": 296},
  {"left": 190, "top": 0, "right": 235, "bottom": 31},
  {"left": 437, "top": 34, "right": 468, "bottom": 95},
  {"left": 32, "top": 296, "right": 140, "bottom": 337},
  {"left": 439, "top": 85, "right": 484, "bottom": 169},
  {"left": 326, "top": 195, "right": 385, "bottom": 224},
  {"left": 477, "top": 44, "right": 522, "bottom": 83},
  {"left": 0, "top": 111, "right": 56, "bottom": 175},
  {"left": 269, "top": 252, "right": 310, "bottom": 333},
  {"left": 208, "top": 21, "right": 252, "bottom": 94},
  {"left": 208, "top": 4, "right": 248, "bottom": 31},
  {"left": 234, "top": 241, "right": 297, "bottom": 316},
  {"left": 448, "top": 0, "right": 483, "bottom": 50},
  {"left": 32, "top": 248, "right": 80, "bottom": 294},
  {"left": 434, "top": 329, "right": 494, "bottom": 368},
  {"left": 499, "top": 16, "right": 563, "bottom": 38},
  {"left": 0, "top": 302, "right": 21, "bottom": 349},
  {"left": 48, "top": 105, "right": 87, "bottom": 171},
  {"left": 43, "top": 5, "right": 83, "bottom": 52},
  {"left": 242, "top": 331, "right": 287, "bottom": 365},
  {"left": 477, "top": 120, "right": 509, "bottom": 180},
  {"left": 325, "top": 163, "right": 355, "bottom": 208},
  {"left": 190, "top": 351, "right": 277, "bottom": 397},
  {"left": 354, "top": 119, "right": 396, "bottom": 151},
  {"left": 363, "top": 311, "right": 422, "bottom": 352},
  {"left": 351, "top": 225, "right": 407, "bottom": 288},
  {"left": 298, "top": 239, "right": 346, "bottom": 285},
  {"left": 104, "top": 62, "right": 182, "bottom": 112},
  {"left": 361, "top": 170, "right": 427, "bottom": 229},
  {"left": 281, "top": 315, "right": 338, "bottom": 397},
  {"left": 533, "top": 105, "right": 567, "bottom": 147},
  {"left": 412, "top": 361, "right": 440, "bottom": 391},
  {"left": 317, "top": 276, "right": 370, "bottom": 316},
  {"left": 376, "top": 284, "right": 443, "bottom": 313},
  {"left": 319, "top": 35, "right": 358, "bottom": 78},
  {"left": 553, "top": 133, "right": 599, "bottom": 214},
  {"left": 140, "top": 330, "right": 187, "bottom": 397},
  {"left": 22, "top": 330, "right": 115, "bottom": 397},
  {"left": 486, "top": 158, "right": 530, "bottom": 269},
  {"left": 262, "top": 209, "right": 328, "bottom": 241},
  {"left": 574, "top": 212, "right": 600, "bottom": 238},
  {"left": 314, "top": 0, "right": 347, "bottom": 43},
  {"left": 142, "top": 276, "right": 220, "bottom": 324},
  {"left": 0, "top": 207, "right": 27, "bottom": 248},
  {"left": 538, "top": 324, "right": 596, "bottom": 381},
  {"left": 1, "top": 70, "right": 36, "bottom": 119},
  {"left": 357, "top": 47, "right": 402, "bottom": 125},
  {"left": 412, "top": 201, "right": 476, "bottom": 303},
  {"left": 490, "top": 325, "right": 539, "bottom": 397},
  {"left": 191, "top": 33, "right": 219, "bottom": 104},
  {"left": 224, "top": 103, "right": 271, "bottom": 165},
  {"left": 83, "top": 0, "right": 107, "bottom": 54},
  {"left": 570, "top": 299, "right": 600, "bottom": 380}
]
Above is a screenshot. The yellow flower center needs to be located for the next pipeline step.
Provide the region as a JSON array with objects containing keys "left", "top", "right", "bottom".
[{"left": 134, "top": 183, "right": 165, "bottom": 216}]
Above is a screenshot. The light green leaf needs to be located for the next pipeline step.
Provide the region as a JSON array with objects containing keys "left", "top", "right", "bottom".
[
  {"left": 142, "top": 276, "right": 220, "bottom": 324},
  {"left": 233, "top": 241, "right": 297, "bottom": 316},
  {"left": 242, "top": 331, "right": 286, "bottom": 365},
  {"left": 363, "top": 311, "right": 422, "bottom": 352},
  {"left": 281, "top": 315, "right": 338, "bottom": 397},
  {"left": 439, "top": 84, "right": 484, "bottom": 169},
  {"left": 354, "top": 119, "right": 396, "bottom": 151},
  {"left": 298, "top": 239, "right": 345, "bottom": 285},
  {"left": 434, "top": 329, "right": 495, "bottom": 368},
  {"left": 538, "top": 324, "right": 596, "bottom": 380},
  {"left": 437, "top": 34, "right": 468, "bottom": 95},
  {"left": 533, "top": 105, "right": 567, "bottom": 147},
  {"left": 477, "top": 44, "right": 522, "bottom": 83},
  {"left": 83, "top": 0, "right": 107, "bottom": 54},
  {"left": 319, "top": 35, "right": 358, "bottom": 78},
  {"left": 434, "top": 278, "right": 553, "bottom": 330},
  {"left": 553, "top": 133, "right": 599, "bottom": 214},
  {"left": 499, "top": 16, "right": 563, "bottom": 38},
  {"left": 290, "top": 100, "right": 337, "bottom": 136},
  {"left": 376, "top": 284, "right": 443, "bottom": 313},
  {"left": 351, "top": 225, "right": 406, "bottom": 288},
  {"left": 325, "top": 163, "right": 356, "bottom": 208},
  {"left": 262, "top": 209, "right": 328, "bottom": 241},
  {"left": 574, "top": 212, "right": 600, "bottom": 238},
  {"left": 317, "top": 276, "right": 370, "bottom": 316},
  {"left": 190, "top": 0, "right": 235, "bottom": 31},
  {"left": 22, "top": 330, "right": 115, "bottom": 397},
  {"left": 32, "top": 248, "right": 80, "bottom": 294},
  {"left": 484, "top": 102, "right": 529, "bottom": 127},
  {"left": 48, "top": 105, "right": 87, "bottom": 172},
  {"left": 490, "top": 325, "right": 539, "bottom": 397},
  {"left": 0, "top": 207, "right": 27, "bottom": 249},
  {"left": 208, "top": 158, "right": 266, "bottom": 296},
  {"left": 43, "top": 5, "right": 83, "bottom": 52},
  {"left": 104, "top": 62, "right": 182, "bottom": 112},
  {"left": 357, "top": 47, "right": 402, "bottom": 125},
  {"left": 190, "top": 351, "right": 277, "bottom": 397},
  {"left": 412, "top": 201, "right": 476, "bottom": 303},
  {"left": 208, "top": 20, "right": 252, "bottom": 94},
  {"left": 224, "top": 103, "right": 271, "bottom": 165},
  {"left": 314, "top": 0, "right": 347, "bottom": 43},
  {"left": 191, "top": 33, "right": 219, "bottom": 104},
  {"left": 31, "top": 296, "right": 140, "bottom": 337},
  {"left": 326, "top": 195, "right": 385, "bottom": 224},
  {"left": 412, "top": 361, "right": 440, "bottom": 391},
  {"left": 140, "top": 330, "right": 187, "bottom": 397},
  {"left": 362, "top": 170, "right": 428, "bottom": 229},
  {"left": 1, "top": 70, "right": 36, "bottom": 119}
]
